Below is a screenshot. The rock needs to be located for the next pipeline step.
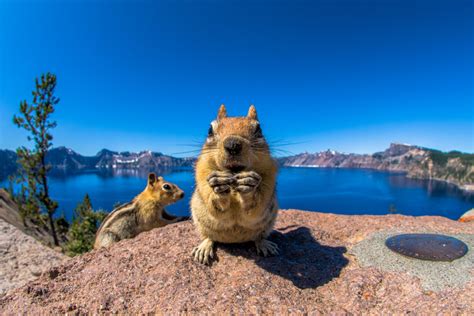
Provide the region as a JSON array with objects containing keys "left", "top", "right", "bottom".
[
  {"left": 459, "top": 209, "right": 474, "bottom": 223},
  {"left": 353, "top": 231, "right": 474, "bottom": 292},
  {"left": 0, "top": 189, "right": 57, "bottom": 246},
  {"left": 1, "top": 210, "right": 473, "bottom": 314},
  {"left": 0, "top": 219, "right": 67, "bottom": 296}
]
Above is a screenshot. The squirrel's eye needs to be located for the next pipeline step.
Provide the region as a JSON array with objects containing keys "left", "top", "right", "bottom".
[
  {"left": 254, "top": 124, "right": 263, "bottom": 138},
  {"left": 207, "top": 125, "right": 214, "bottom": 137},
  {"left": 162, "top": 184, "right": 171, "bottom": 191}
]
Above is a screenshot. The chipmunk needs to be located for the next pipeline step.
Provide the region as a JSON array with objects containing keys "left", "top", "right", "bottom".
[
  {"left": 94, "top": 173, "right": 187, "bottom": 249},
  {"left": 191, "top": 104, "right": 279, "bottom": 264}
]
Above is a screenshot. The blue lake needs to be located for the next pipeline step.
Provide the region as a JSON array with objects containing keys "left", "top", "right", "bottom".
[{"left": 2, "top": 167, "right": 473, "bottom": 221}]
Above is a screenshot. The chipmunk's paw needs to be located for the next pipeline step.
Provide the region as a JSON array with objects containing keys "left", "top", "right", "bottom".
[
  {"left": 234, "top": 171, "right": 262, "bottom": 193},
  {"left": 192, "top": 238, "right": 215, "bottom": 265},
  {"left": 255, "top": 239, "right": 279, "bottom": 257},
  {"left": 207, "top": 171, "right": 235, "bottom": 194}
]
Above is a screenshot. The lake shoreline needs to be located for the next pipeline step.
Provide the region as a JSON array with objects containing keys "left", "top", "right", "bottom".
[
  {"left": 284, "top": 165, "right": 474, "bottom": 194},
  {"left": 2, "top": 167, "right": 473, "bottom": 221},
  {"left": 3, "top": 165, "right": 473, "bottom": 194}
]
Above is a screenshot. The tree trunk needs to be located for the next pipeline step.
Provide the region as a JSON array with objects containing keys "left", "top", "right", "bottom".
[
  {"left": 40, "top": 152, "right": 59, "bottom": 246},
  {"left": 48, "top": 211, "right": 59, "bottom": 246}
]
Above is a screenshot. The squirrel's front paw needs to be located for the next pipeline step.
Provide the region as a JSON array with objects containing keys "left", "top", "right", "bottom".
[
  {"left": 255, "top": 239, "right": 279, "bottom": 257},
  {"left": 207, "top": 171, "right": 235, "bottom": 194},
  {"left": 192, "top": 238, "right": 215, "bottom": 265},
  {"left": 234, "top": 171, "right": 262, "bottom": 193}
]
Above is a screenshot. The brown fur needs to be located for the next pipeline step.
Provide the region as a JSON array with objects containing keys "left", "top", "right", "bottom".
[
  {"left": 94, "top": 173, "right": 186, "bottom": 249},
  {"left": 191, "top": 104, "right": 279, "bottom": 264}
]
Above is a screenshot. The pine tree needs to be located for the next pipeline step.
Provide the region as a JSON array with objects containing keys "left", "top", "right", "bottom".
[
  {"left": 12, "top": 73, "right": 60, "bottom": 245},
  {"left": 74, "top": 193, "right": 93, "bottom": 218},
  {"left": 65, "top": 194, "right": 107, "bottom": 256}
]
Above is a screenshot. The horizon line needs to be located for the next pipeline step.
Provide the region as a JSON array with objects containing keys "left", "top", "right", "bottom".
[{"left": 1, "top": 142, "right": 473, "bottom": 158}]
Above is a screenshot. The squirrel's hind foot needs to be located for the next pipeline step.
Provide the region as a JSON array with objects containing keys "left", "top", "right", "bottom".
[
  {"left": 255, "top": 239, "right": 279, "bottom": 257},
  {"left": 192, "top": 238, "right": 215, "bottom": 265}
]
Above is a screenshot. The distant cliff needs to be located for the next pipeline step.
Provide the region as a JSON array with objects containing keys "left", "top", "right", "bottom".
[
  {"left": 279, "top": 143, "right": 474, "bottom": 191},
  {"left": 0, "top": 150, "right": 17, "bottom": 180},
  {"left": 47, "top": 147, "right": 195, "bottom": 171},
  {"left": 0, "top": 147, "right": 195, "bottom": 179}
]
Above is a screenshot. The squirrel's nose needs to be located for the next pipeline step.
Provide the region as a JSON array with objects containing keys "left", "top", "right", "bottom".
[{"left": 224, "top": 137, "right": 243, "bottom": 156}]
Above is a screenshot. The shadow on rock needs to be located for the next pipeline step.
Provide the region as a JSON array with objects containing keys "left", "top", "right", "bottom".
[{"left": 219, "top": 226, "right": 348, "bottom": 289}]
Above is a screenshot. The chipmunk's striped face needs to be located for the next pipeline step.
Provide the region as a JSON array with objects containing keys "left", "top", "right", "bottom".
[
  {"left": 204, "top": 105, "right": 270, "bottom": 173},
  {"left": 146, "top": 173, "right": 184, "bottom": 205}
]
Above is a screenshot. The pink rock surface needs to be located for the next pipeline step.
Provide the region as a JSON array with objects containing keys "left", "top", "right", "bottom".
[
  {"left": 0, "top": 220, "right": 67, "bottom": 296},
  {"left": 1, "top": 210, "right": 473, "bottom": 314}
]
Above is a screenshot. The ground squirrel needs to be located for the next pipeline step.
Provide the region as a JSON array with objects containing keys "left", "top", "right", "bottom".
[
  {"left": 191, "top": 104, "right": 279, "bottom": 264},
  {"left": 94, "top": 173, "right": 187, "bottom": 249}
]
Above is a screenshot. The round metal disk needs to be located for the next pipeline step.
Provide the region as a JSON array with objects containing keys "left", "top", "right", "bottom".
[{"left": 385, "top": 233, "right": 468, "bottom": 262}]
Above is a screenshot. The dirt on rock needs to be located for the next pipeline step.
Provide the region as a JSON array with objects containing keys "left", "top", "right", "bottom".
[{"left": 1, "top": 210, "right": 473, "bottom": 314}]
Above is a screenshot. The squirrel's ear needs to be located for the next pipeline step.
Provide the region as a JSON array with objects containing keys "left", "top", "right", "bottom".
[
  {"left": 217, "top": 104, "right": 227, "bottom": 121},
  {"left": 247, "top": 105, "right": 258, "bottom": 120},
  {"left": 148, "top": 173, "right": 157, "bottom": 186}
]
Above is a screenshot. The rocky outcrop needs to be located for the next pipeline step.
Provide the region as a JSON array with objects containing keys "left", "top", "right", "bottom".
[
  {"left": 279, "top": 143, "right": 474, "bottom": 190},
  {"left": 0, "top": 220, "right": 67, "bottom": 296},
  {"left": 0, "top": 189, "right": 56, "bottom": 246},
  {"left": 1, "top": 210, "right": 473, "bottom": 314}
]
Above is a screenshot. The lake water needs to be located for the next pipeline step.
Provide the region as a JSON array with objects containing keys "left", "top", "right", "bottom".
[{"left": 2, "top": 167, "right": 473, "bottom": 221}]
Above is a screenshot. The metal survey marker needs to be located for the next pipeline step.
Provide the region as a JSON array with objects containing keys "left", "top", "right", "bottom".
[{"left": 385, "top": 233, "right": 468, "bottom": 262}]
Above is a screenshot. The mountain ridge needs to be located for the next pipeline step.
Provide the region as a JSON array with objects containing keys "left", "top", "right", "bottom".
[
  {"left": 0, "top": 147, "right": 195, "bottom": 179},
  {"left": 1, "top": 143, "right": 473, "bottom": 191}
]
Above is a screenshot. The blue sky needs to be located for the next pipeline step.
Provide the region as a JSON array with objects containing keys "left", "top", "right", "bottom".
[{"left": 0, "top": 0, "right": 472, "bottom": 156}]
